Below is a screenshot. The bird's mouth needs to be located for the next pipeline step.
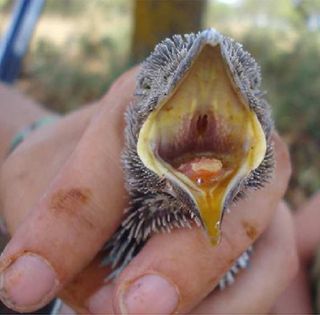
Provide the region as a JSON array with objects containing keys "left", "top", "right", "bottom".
[{"left": 137, "top": 44, "right": 266, "bottom": 244}]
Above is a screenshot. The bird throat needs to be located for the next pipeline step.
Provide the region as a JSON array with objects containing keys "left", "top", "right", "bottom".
[{"left": 137, "top": 44, "right": 266, "bottom": 245}]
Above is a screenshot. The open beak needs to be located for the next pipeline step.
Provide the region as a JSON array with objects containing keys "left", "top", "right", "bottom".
[{"left": 136, "top": 41, "right": 266, "bottom": 245}]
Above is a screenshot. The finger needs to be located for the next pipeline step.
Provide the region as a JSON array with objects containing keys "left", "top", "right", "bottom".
[
  {"left": 72, "top": 133, "right": 291, "bottom": 314},
  {"left": 1, "top": 103, "right": 97, "bottom": 229},
  {"left": 191, "top": 201, "right": 298, "bottom": 314},
  {"left": 294, "top": 192, "right": 320, "bottom": 263},
  {"left": 0, "top": 67, "right": 138, "bottom": 313},
  {"left": 59, "top": 254, "right": 114, "bottom": 314},
  {"left": 271, "top": 196, "right": 320, "bottom": 314},
  {"left": 271, "top": 268, "right": 313, "bottom": 314}
]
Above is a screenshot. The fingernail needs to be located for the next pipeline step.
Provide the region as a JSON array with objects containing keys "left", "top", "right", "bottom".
[
  {"left": 120, "top": 274, "right": 179, "bottom": 314},
  {"left": 87, "top": 284, "right": 114, "bottom": 314},
  {"left": 0, "top": 253, "right": 58, "bottom": 311}
]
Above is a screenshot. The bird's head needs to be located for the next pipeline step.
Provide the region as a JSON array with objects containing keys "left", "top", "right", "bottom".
[{"left": 125, "top": 29, "right": 273, "bottom": 245}]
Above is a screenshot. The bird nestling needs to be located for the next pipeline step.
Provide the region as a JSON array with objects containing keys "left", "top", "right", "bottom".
[{"left": 103, "top": 28, "right": 274, "bottom": 288}]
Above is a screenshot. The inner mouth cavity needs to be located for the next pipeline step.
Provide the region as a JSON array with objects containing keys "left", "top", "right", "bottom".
[
  {"left": 137, "top": 44, "right": 266, "bottom": 244},
  {"left": 157, "top": 110, "right": 242, "bottom": 189}
]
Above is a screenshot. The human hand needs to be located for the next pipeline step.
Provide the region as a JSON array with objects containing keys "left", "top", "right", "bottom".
[{"left": 0, "top": 67, "right": 296, "bottom": 314}]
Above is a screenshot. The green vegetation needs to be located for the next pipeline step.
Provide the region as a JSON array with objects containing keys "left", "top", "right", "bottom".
[
  {"left": 17, "top": 0, "right": 132, "bottom": 111},
  {"left": 22, "top": 33, "right": 130, "bottom": 111},
  {"left": 0, "top": 0, "right": 319, "bottom": 207}
]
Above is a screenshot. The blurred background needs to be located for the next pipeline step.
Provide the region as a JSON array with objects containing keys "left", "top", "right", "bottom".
[{"left": 0, "top": 0, "right": 319, "bottom": 209}]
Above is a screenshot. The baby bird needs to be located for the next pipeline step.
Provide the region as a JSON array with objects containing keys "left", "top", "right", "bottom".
[{"left": 103, "top": 29, "right": 274, "bottom": 288}]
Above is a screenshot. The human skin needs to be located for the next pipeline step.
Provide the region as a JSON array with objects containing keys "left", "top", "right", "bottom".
[
  {"left": 0, "top": 83, "right": 54, "bottom": 162},
  {"left": 0, "top": 68, "right": 306, "bottom": 314},
  {"left": 272, "top": 193, "right": 320, "bottom": 314}
]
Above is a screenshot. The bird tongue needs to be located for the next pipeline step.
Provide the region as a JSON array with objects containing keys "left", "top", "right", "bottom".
[{"left": 177, "top": 156, "right": 225, "bottom": 186}]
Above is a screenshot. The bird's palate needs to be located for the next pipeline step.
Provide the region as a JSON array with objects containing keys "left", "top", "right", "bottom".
[{"left": 137, "top": 44, "right": 266, "bottom": 244}]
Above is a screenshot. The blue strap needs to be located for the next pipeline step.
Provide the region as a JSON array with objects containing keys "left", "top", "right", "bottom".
[{"left": 0, "top": 0, "right": 45, "bottom": 84}]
